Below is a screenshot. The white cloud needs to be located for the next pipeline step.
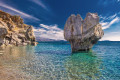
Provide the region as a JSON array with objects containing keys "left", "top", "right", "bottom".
[
  {"left": 100, "top": 32, "right": 120, "bottom": 41},
  {"left": 100, "top": 22, "right": 109, "bottom": 27},
  {"left": 100, "top": 16, "right": 120, "bottom": 30},
  {"left": 40, "top": 24, "right": 62, "bottom": 31},
  {"left": 108, "top": 14, "right": 117, "bottom": 19},
  {"left": 29, "top": 0, "right": 48, "bottom": 11},
  {"left": 34, "top": 24, "right": 65, "bottom": 40},
  {"left": 99, "top": 13, "right": 120, "bottom": 41},
  {"left": 0, "top": 2, "right": 40, "bottom": 21}
]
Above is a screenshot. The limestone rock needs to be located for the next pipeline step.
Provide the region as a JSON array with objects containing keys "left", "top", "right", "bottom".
[
  {"left": 0, "top": 21, "right": 8, "bottom": 46},
  {"left": 0, "top": 10, "right": 37, "bottom": 46},
  {"left": 64, "top": 13, "right": 104, "bottom": 52}
]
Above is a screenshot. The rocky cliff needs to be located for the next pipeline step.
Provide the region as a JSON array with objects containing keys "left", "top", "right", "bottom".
[
  {"left": 64, "top": 13, "right": 104, "bottom": 52},
  {"left": 0, "top": 10, "right": 37, "bottom": 47}
]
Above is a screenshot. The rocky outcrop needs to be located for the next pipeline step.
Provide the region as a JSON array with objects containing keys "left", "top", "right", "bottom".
[
  {"left": 64, "top": 13, "right": 104, "bottom": 52},
  {"left": 0, "top": 10, "right": 37, "bottom": 47}
]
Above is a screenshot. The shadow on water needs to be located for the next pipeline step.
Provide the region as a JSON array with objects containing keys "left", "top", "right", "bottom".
[{"left": 64, "top": 50, "right": 102, "bottom": 80}]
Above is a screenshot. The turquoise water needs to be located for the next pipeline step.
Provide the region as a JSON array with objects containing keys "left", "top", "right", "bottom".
[{"left": 0, "top": 41, "right": 120, "bottom": 80}]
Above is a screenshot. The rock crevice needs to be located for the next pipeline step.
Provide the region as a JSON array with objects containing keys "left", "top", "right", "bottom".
[{"left": 64, "top": 13, "right": 104, "bottom": 52}]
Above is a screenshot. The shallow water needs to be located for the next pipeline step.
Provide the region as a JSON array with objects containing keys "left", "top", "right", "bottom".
[{"left": 0, "top": 41, "right": 120, "bottom": 80}]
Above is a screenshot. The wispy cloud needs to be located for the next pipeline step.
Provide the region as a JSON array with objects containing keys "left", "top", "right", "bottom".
[
  {"left": 98, "top": 0, "right": 120, "bottom": 6},
  {"left": 29, "top": 0, "right": 48, "bottom": 11},
  {"left": 0, "top": 2, "right": 40, "bottom": 21},
  {"left": 34, "top": 24, "right": 65, "bottom": 40},
  {"left": 100, "top": 32, "right": 120, "bottom": 41},
  {"left": 118, "top": 0, "right": 120, "bottom": 2},
  {"left": 101, "top": 17, "right": 120, "bottom": 30},
  {"left": 100, "top": 12, "right": 120, "bottom": 41}
]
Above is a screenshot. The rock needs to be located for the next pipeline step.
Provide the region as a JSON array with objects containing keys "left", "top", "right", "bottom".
[
  {"left": 64, "top": 13, "right": 104, "bottom": 52},
  {"left": 6, "top": 21, "right": 15, "bottom": 31},
  {"left": 0, "top": 21, "right": 8, "bottom": 46},
  {"left": 0, "top": 10, "right": 37, "bottom": 46},
  {"left": 26, "top": 25, "right": 35, "bottom": 42},
  {"left": 31, "top": 42, "right": 38, "bottom": 46},
  {"left": 22, "top": 42, "right": 28, "bottom": 46}
]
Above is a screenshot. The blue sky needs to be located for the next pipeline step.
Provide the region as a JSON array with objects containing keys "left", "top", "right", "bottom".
[{"left": 0, "top": 0, "right": 120, "bottom": 41}]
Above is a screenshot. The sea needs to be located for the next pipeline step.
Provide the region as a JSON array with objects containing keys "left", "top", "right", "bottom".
[{"left": 0, "top": 41, "right": 120, "bottom": 80}]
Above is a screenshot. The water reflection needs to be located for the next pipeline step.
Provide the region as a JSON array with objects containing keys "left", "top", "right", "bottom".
[
  {"left": 0, "top": 46, "right": 36, "bottom": 80},
  {"left": 65, "top": 51, "right": 102, "bottom": 80}
]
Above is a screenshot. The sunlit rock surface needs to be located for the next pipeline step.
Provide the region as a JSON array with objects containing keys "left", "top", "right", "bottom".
[
  {"left": 64, "top": 13, "right": 104, "bottom": 52},
  {"left": 0, "top": 10, "right": 37, "bottom": 47}
]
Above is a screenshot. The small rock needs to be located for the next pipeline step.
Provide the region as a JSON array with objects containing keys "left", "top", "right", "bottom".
[{"left": 31, "top": 42, "right": 38, "bottom": 46}]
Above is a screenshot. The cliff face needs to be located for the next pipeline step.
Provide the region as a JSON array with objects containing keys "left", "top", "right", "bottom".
[
  {"left": 0, "top": 10, "right": 37, "bottom": 46},
  {"left": 64, "top": 13, "right": 104, "bottom": 52}
]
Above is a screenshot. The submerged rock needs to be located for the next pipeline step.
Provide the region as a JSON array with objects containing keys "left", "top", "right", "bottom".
[
  {"left": 64, "top": 13, "right": 104, "bottom": 52},
  {"left": 0, "top": 10, "right": 37, "bottom": 46}
]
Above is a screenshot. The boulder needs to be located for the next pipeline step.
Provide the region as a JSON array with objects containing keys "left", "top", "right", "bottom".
[
  {"left": 0, "top": 21, "right": 8, "bottom": 46},
  {"left": 26, "top": 25, "right": 36, "bottom": 42},
  {"left": 64, "top": 13, "right": 104, "bottom": 52}
]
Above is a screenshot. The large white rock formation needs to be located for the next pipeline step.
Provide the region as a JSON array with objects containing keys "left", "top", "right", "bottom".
[{"left": 64, "top": 13, "right": 104, "bottom": 52}]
